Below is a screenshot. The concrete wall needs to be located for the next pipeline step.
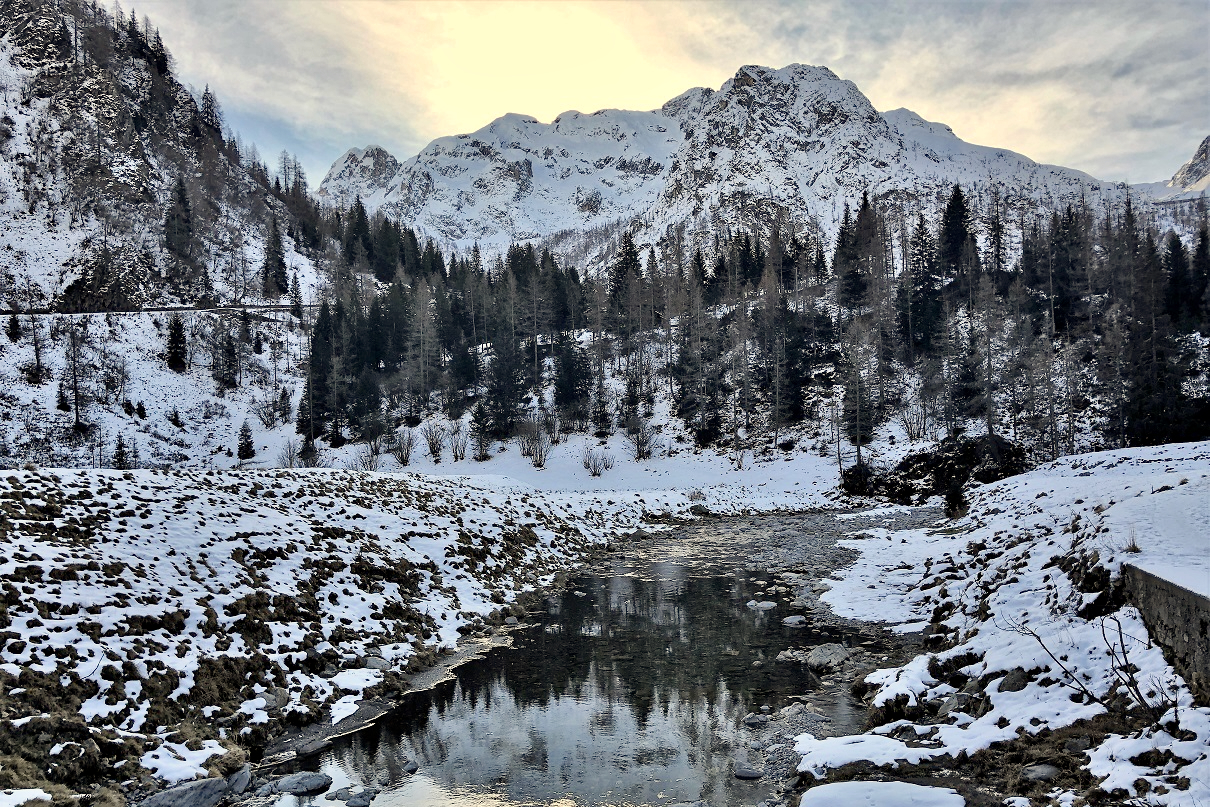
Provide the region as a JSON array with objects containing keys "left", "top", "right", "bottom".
[{"left": 1122, "top": 564, "right": 1210, "bottom": 706}]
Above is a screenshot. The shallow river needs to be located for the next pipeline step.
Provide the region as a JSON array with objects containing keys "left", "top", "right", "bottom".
[{"left": 289, "top": 512, "right": 924, "bottom": 807}]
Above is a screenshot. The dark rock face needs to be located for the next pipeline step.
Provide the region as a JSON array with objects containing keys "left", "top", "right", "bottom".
[{"left": 850, "top": 434, "right": 1031, "bottom": 503}]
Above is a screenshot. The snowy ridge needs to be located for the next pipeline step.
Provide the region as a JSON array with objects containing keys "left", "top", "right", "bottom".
[
  {"left": 796, "top": 440, "right": 1210, "bottom": 804},
  {"left": 320, "top": 64, "right": 1120, "bottom": 260}
]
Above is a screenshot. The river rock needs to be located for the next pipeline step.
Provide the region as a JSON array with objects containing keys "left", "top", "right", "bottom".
[
  {"left": 1064, "top": 736, "right": 1091, "bottom": 754},
  {"left": 742, "top": 713, "right": 769, "bottom": 727},
  {"left": 998, "top": 667, "right": 1030, "bottom": 692},
  {"left": 402, "top": 759, "right": 419, "bottom": 775},
  {"left": 805, "top": 643, "right": 850, "bottom": 672},
  {"left": 274, "top": 772, "right": 333, "bottom": 795},
  {"left": 140, "top": 776, "right": 228, "bottom": 807},
  {"left": 782, "top": 615, "right": 807, "bottom": 627},
  {"left": 346, "top": 790, "right": 377, "bottom": 807},
  {"left": 937, "top": 692, "right": 972, "bottom": 717},
  {"left": 734, "top": 766, "right": 764, "bottom": 780},
  {"left": 226, "top": 765, "right": 252, "bottom": 796},
  {"left": 296, "top": 737, "right": 334, "bottom": 757},
  {"left": 1020, "top": 763, "right": 1062, "bottom": 782},
  {"left": 504, "top": 616, "right": 519, "bottom": 625}
]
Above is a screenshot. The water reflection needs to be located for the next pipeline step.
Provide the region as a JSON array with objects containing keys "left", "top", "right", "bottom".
[{"left": 314, "top": 552, "right": 862, "bottom": 806}]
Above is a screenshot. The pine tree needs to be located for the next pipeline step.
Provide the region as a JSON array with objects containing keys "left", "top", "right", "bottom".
[
  {"left": 237, "top": 421, "right": 255, "bottom": 463},
  {"left": 166, "top": 314, "right": 187, "bottom": 372},
  {"left": 163, "top": 176, "right": 193, "bottom": 260},
  {"left": 112, "top": 434, "right": 130, "bottom": 470},
  {"left": 200, "top": 85, "right": 223, "bottom": 133},
  {"left": 262, "top": 218, "right": 289, "bottom": 297},
  {"left": 5, "top": 312, "right": 20, "bottom": 342},
  {"left": 289, "top": 273, "right": 303, "bottom": 318}
]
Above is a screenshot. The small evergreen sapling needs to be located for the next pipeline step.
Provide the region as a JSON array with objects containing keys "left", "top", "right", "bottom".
[{"left": 237, "top": 421, "right": 255, "bottom": 463}]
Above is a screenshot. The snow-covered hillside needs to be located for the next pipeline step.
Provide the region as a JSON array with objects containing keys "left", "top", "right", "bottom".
[
  {"left": 794, "top": 440, "right": 1210, "bottom": 804},
  {"left": 319, "top": 64, "right": 1121, "bottom": 260},
  {"left": 0, "top": 1, "right": 322, "bottom": 311}
]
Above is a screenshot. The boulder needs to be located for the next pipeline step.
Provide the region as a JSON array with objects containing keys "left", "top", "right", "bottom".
[
  {"left": 1020, "top": 763, "right": 1061, "bottom": 782},
  {"left": 782, "top": 615, "right": 807, "bottom": 627},
  {"left": 734, "top": 766, "right": 764, "bottom": 780},
  {"left": 937, "top": 693, "right": 972, "bottom": 717},
  {"left": 805, "top": 643, "right": 850, "bottom": 673},
  {"left": 742, "top": 713, "right": 769, "bottom": 727},
  {"left": 362, "top": 656, "right": 391, "bottom": 671},
  {"left": 997, "top": 667, "right": 1030, "bottom": 693},
  {"left": 226, "top": 765, "right": 252, "bottom": 796},
  {"left": 274, "top": 772, "right": 333, "bottom": 795},
  {"left": 140, "top": 777, "right": 228, "bottom": 807},
  {"left": 346, "top": 790, "right": 376, "bottom": 807},
  {"left": 402, "top": 759, "right": 419, "bottom": 775}
]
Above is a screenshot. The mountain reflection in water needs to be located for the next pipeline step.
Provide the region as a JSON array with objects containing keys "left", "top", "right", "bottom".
[{"left": 308, "top": 547, "right": 865, "bottom": 807}]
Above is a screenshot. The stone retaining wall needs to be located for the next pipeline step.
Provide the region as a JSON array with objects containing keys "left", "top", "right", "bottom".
[{"left": 1122, "top": 564, "right": 1210, "bottom": 705}]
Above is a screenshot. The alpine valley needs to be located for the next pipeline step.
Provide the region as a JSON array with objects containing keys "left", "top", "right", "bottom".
[{"left": 0, "top": 3, "right": 1208, "bottom": 807}]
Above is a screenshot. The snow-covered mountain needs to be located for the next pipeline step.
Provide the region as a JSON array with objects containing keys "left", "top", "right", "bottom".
[
  {"left": 1166, "top": 134, "right": 1210, "bottom": 195},
  {"left": 319, "top": 64, "right": 1120, "bottom": 258}
]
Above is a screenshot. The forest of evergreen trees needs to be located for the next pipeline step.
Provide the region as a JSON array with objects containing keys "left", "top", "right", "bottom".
[{"left": 182, "top": 183, "right": 1210, "bottom": 470}]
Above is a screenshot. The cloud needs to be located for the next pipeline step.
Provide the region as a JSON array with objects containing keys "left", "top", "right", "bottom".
[{"left": 142, "top": 0, "right": 1207, "bottom": 186}]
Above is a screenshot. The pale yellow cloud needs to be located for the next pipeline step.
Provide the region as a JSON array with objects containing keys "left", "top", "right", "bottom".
[
  {"left": 144, "top": 0, "right": 1207, "bottom": 184},
  {"left": 330, "top": 1, "right": 722, "bottom": 135}
]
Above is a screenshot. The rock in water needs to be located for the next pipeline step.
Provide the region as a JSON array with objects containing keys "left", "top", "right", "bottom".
[
  {"left": 805, "top": 643, "right": 850, "bottom": 672},
  {"left": 734, "top": 766, "right": 764, "bottom": 780},
  {"left": 274, "top": 772, "right": 334, "bottom": 795},
  {"left": 140, "top": 777, "right": 228, "bottom": 807}
]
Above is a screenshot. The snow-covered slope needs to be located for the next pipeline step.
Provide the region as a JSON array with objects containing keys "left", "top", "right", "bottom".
[
  {"left": 319, "top": 64, "right": 1119, "bottom": 259},
  {"left": 0, "top": 1, "right": 320, "bottom": 310},
  {"left": 795, "top": 440, "right": 1210, "bottom": 804},
  {"left": 1159, "top": 134, "right": 1210, "bottom": 199}
]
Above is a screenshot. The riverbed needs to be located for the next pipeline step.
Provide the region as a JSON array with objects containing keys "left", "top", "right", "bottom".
[{"left": 275, "top": 508, "right": 940, "bottom": 807}]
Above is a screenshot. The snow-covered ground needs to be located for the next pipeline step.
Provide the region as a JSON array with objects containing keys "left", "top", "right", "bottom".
[{"left": 795, "top": 440, "right": 1210, "bottom": 805}]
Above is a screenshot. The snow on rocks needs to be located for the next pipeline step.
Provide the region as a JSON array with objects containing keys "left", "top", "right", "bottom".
[{"left": 794, "top": 440, "right": 1210, "bottom": 804}]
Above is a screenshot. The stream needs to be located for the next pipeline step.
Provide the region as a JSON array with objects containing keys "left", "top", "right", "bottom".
[{"left": 280, "top": 510, "right": 935, "bottom": 807}]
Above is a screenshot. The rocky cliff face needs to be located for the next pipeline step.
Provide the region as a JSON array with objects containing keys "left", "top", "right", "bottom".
[
  {"left": 320, "top": 63, "right": 1120, "bottom": 261},
  {"left": 1169, "top": 135, "right": 1210, "bottom": 194}
]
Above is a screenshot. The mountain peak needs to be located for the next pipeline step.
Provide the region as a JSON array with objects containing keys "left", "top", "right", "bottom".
[
  {"left": 318, "top": 63, "right": 1120, "bottom": 259},
  {"left": 1169, "top": 134, "right": 1210, "bottom": 193}
]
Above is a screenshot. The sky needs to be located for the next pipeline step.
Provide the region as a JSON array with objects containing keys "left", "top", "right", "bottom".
[{"left": 137, "top": 0, "right": 1209, "bottom": 188}]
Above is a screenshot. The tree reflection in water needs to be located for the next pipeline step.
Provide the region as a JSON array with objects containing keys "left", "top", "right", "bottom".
[{"left": 315, "top": 553, "right": 866, "bottom": 807}]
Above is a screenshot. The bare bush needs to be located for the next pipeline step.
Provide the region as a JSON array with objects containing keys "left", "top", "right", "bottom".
[
  {"left": 252, "top": 397, "right": 279, "bottom": 428},
  {"left": 421, "top": 421, "right": 446, "bottom": 463},
  {"left": 898, "top": 402, "right": 928, "bottom": 442},
  {"left": 515, "top": 417, "right": 539, "bottom": 458},
  {"left": 448, "top": 420, "right": 468, "bottom": 462},
  {"left": 625, "top": 418, "right": 655, "bottom": 461},
  {"left": 389, "top": 428, "right": 416, "bottom": 467},
  {"left": 542, "top": 408, "right": 562, "bottom": 445},
  {"left": 581, "top": 446, "right": 614, "bottom": 477},
  {"left": 530, "top": 427, "right": 550, "bottom": 468},
  {"left": 277, "top": 438, "right": 299, "bottom": 469},
  {"left": 344, "top": 444, "right": 379, "bottom": 472}
]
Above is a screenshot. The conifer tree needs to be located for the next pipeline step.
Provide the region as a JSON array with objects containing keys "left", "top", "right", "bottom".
[
  {"left": 289, "top": 273, "right": 303, "bottom": 318},
  {"left": 166, "top": 314, "right": 187, "bottom": 372},
  {"left": 6, "top": 312, "right": 20, "bottom": 342},
  {"left": 237, "top": 421, "right": 255, "bottom": 463},
  {"left": 111, "top": 434, "right": 130, "bottom": 470},
  {"left": 163, "top": 176, "right": 193, "bottom": 260},
  {"left": 262, "top": 218, "right": 289, "bottom": 297}
]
